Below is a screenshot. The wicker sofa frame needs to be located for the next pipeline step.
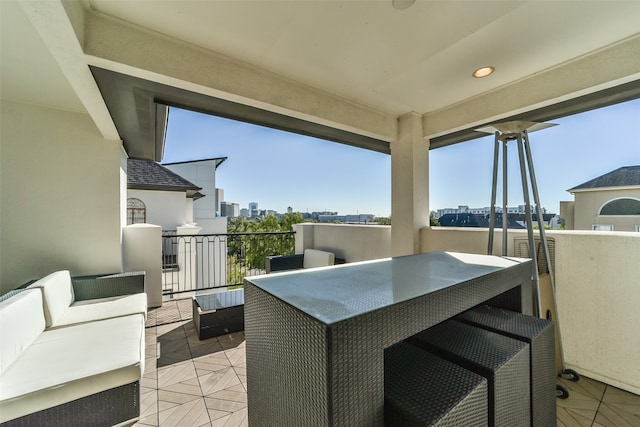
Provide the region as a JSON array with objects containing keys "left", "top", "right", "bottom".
[
  {"left": 1, "top": 271, "right": 146, "bottom": 427},
  {"left": 69, "top": 271, "right": 146, "bottom": 301},
  {"left": 2, "top": 381, "right": 140, "bottom": 427}
]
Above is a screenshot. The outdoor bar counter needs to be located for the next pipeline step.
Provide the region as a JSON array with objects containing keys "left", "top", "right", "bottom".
[{"left": 244, "top": 251, "right": 533, "bottom": 426}]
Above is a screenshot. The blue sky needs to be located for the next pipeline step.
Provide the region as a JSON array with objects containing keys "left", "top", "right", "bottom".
[{"left": 163, "top": 99, "right": 640, "bottom": 217}]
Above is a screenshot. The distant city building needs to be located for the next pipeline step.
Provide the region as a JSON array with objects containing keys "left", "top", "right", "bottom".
[
  {"left": 439, "top": 213, "right": 524, "bottom": 229},
  {"left": 233, "top": 206, "right": 382, "bottom": 224},
  {"left": 436, "top": 204, "right": 557, "bottom": 229},
  {"left": 220, "top": 202, "right": 239, "bottom": 218},
  {"left": 318, "top": 213, "right": 375, "bottom": 223},
  {"left": 249, "top": 202, "right": 259, "bottom": 218},
  {"left": 436, "top": 205, "right": 539, "bottom": 219},
  {"left": 301, "top": 211, "right": 337, "bottom": 221}
]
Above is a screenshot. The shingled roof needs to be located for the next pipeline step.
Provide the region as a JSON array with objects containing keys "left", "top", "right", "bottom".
[
  {"left": 438, "top": 213, "right": 525, "bottom": 229},
  {"left": 568, "top": 166, "right": 640, "bottom": 192},
  {"left": 127, "top": 158, "right": 202, "bottom": 198}
]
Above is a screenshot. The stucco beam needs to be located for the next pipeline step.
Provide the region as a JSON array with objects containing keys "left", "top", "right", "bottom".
[
  {"left": 423, "top": 34, "right": 640, "bottom": 140},
  {"left": 82, "top": 9, "right": 396, "bottom": 143},
  {"left": 18, "top": 0, "right": 120, "bottom": 141}
]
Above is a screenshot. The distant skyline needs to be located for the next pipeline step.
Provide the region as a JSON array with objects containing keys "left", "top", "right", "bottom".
[{"left": 163, "top": 99, "right": 640, "bottom": 218}]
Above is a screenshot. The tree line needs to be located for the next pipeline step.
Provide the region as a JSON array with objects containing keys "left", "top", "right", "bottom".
[{"left": 226, "top": 213, "right": 305, "bottom": 284}]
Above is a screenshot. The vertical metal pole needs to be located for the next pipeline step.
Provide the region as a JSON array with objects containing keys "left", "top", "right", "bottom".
[
  {"left": 502, "top": 140, "right": 508, "bottom": 256},
  {"left": 488, "top": 133, "right": 500, "bottom": 255},
  {"left": 523, "top": 130, "right": 554, "bottom": 279},
  {"left": 516, "top": 133, "right": 542, "bottom": 318},
  {"left": 523, "top": 130, "right": 567, "bottom": 368}
]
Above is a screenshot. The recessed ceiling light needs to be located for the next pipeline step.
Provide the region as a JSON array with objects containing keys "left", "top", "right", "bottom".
[
  {"left": 473, "top": 66, "right": 495, "bottom": 78},
  {"left": 392, "top": 0, "right": 416, "bottom": 10}
]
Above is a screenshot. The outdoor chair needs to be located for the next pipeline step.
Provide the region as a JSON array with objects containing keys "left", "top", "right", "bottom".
[{"left": 265, "top": 248, "right": 345, "bottom": 273}]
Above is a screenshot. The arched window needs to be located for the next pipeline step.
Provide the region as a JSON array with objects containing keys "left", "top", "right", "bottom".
[
  {"left": 599, "top": 198, "right": 640, "bottom": 216},
  {"left": 127, "top": 198, "right": 146, "bottom": 225}
]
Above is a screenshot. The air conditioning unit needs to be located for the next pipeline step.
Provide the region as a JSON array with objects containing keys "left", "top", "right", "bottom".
[{"left": 513, "top": 236, "right": 555, "bottom": 275}]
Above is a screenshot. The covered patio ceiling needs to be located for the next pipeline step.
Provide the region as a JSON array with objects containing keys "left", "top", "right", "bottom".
[{"left": 2, "top": 1, "right": 639, "bottom": 160}]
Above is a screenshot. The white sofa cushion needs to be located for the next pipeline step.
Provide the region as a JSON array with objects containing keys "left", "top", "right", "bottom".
[
  {"left": 303, "top": 249, "right": 335, "bottom": 269},
  {"left": 0, "top": 313, "right": 145, "bottom": 423},
  {"left": 0, "top": 289, "right": 45, "bottom": 374},
  {"left": 52, "top": 293, "right": 148, "bottom": 328},
  {"left": 27, "top": 270, "right": 74, "bottom": 328}
]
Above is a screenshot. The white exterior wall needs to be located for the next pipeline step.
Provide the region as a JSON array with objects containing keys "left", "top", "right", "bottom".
[
  {"left": 195, "top": 217, "right": 228, "bottom": 235},
  {"left": 0, "top": 100, "right": 122, "bottom": 293},
  {"left": 421, "top": 226, "right": 640, "bottom": 394},
  {"left": 165, "top": 161, "right": 220, "bottom": 233},
  {"left": 294, "top": 223, "right": 391, "bottom": 262},
  {"left": 128, "top": 189, "right": 188, "bottom": 230},
  {"left": 120, "top": 148, "right": 128, "bottom": 246},
  {"left": 185, "top": 198, "right": 194, "bottom": 224},
  {"left": 122, "top": 224, "right": 163, "bottom": 307},
  {"left": 573, "top": 188, "right": 640, "bottom": 232}
]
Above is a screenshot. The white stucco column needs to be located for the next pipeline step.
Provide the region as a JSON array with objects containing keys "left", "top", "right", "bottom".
[
  {"left": 123, "top": 224, "right": 163, "bottom": 308},
  {"left": 391, "top": 112, "right": 430, "bottom": 256},
  {"left": 293, "top": 223, "right": 315, "bottom": 254}
]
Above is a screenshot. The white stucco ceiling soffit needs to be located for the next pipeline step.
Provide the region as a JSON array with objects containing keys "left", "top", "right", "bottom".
[
  {"left": 17, "top": 1, "right": 119, "bottom": 141},
  {"left": 80, "top": 7, "right": 396, "bottom": 144}
]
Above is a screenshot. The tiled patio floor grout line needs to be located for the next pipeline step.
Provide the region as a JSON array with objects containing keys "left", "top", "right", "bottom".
[
  {"left": 591, "top": 385, "right": 607, "bottom": 427},
  {"left": 184, "top": 319, "right": 213, "bottom": 427}
]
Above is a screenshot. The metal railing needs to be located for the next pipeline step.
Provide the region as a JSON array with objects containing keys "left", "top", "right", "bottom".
[{"left": 161, "top": 231, "right": 295, "bottom": 296}]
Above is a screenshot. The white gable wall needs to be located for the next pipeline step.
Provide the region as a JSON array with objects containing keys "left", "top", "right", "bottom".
[
  {"left": 574, "top": 188, "right": 640, "bottom": 232},
  {"left": 128, "top": 189, "right": 188, "bottom": 231},
  {"left": 165, "top": 160, "right": 219, "bottom": 232},
  {"left": 0, "top": 100, "right": 123, "bottom": 293}
]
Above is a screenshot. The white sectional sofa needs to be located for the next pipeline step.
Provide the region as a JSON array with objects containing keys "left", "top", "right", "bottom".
[
  {"left": 0, "top": 271, "right": 147, "bottom": 426},
  {"left": 26, "top": 270, "right": 147, "bottom": 328}
]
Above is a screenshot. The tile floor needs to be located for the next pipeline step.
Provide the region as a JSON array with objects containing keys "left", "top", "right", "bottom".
[
  {"left": 138, "top": 298, "right": 247, "bottom": 427},
  {"left": 137, "top": 298, "right": 640, "bottom": 427},
  {"left": 557, "top": 376, "right": 640, "bottom": 426}
]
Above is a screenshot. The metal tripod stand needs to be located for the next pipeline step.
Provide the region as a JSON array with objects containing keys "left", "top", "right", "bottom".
[{"left": 479, "top": 121, "right": 579, "bottom": 398}]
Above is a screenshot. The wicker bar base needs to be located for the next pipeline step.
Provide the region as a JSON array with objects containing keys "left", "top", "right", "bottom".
[
  {"left": 2, "top": 381, "right": 139, "bottom": 427},
  {"left": 385, "top": 341, "right": 488, "bottom": 426},
  {"left": 408, "top": 320, "right": 530, "bottom": 427},
  {"left": 246, "top": 253, "right": 533, "bottom": 426},
  {"left": 456, "top": 305, "right": 556, "bottom": 427}
]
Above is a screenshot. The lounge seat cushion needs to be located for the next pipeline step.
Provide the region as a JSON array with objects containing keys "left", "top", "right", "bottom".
[
  {"left": 302, "top": 249, "right": 335, "bottom": 269},
  {"left": 0, "top": 289, "right": 45, "bottom": 374},
  {"left": 0, "top": 314, "right": 145, "bottom": 423},
  {"left": 27, "top": 270, "right": 74, "bottom": 327},
  {"left": 27, "top": 270, "right": 147, "bottom": 328},
  {"left": 54, "top": 293, "right": 148, "bottom": 328}
]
